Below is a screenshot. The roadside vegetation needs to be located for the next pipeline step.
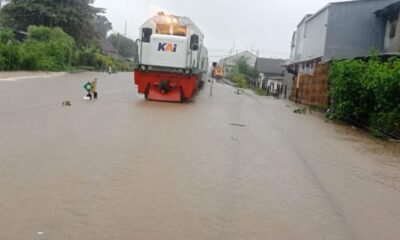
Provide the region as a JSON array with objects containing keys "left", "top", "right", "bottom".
[
  {"left": 0, "top": 0, "right": 137, "bottom": 72},
  {"left": 329, "top": 55, "right": 400, "bottom": 139},
  {"left": 254, "top": 88, "right": 268, "bottom": 96},
  {"left": 228, "top": 56, "right": 258, "bottom": 89},
  {"left": 107, "top": 33, "right": 138, "bottom": 59}
]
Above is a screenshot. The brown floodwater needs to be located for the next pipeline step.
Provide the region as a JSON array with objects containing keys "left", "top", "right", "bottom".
[{"left": 0, "top": 73, "right": 399, "bottom": 240}]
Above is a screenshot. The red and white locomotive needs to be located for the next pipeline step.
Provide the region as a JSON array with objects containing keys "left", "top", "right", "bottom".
[{"left": 134, "top": 12, "right": 208, "bottom": 102}]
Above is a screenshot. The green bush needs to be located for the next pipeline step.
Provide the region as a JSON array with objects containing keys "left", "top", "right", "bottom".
[
  {"left": 329, "top": 55, "right": 400, "bottom": 139},
  {"left": 0, "top": 29, "right": 22, "bottom": 71},
  {"left": 329, "top": 59, "right": 369, "bottom": 121},
  {"left": 0, "top": 26, "right": 131, "bottom": 72},
  {"left": 22, "top": 26, "right": 75, "bottom": 71},
  {"left": 73, "top": 44, "right": 99, "bottom": 67},
  {"left": 228, "top": 56, "right": 258, "bottom": 88},
  {"left": 231, "top": 72, "right": 248, "bottom": 88},
  {"left": 95, "top": 53, "right": 113, "bottom": 70},
  {"left": 254, "top": 88, "right": 268, "bottom": 96}
]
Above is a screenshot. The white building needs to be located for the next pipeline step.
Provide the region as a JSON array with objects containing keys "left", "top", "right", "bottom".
[
  {"left": 255, "top": 58, "right": 285, "bottom": 89},
  {"left": 219, "top": 51, "right": 257, "bottom": 76},
  {"left": 288, "top": 0, "right": 398, "bottom": 69}
]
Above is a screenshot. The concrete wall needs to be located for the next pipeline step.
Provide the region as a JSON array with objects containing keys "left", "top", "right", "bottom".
[
  {"left": 283, "top": 71, "right": 294, "bottom": 98},
  {"left": 293, "top": 19, "right": 307, "bottom": 62},
  {"left": 291, "top": 12, "right": 328, "bottom": 63},
  {"left": 266, "top": 79, "right": 283, "bottom": 93},
  {"left": 302, "top": 9, "right": 329, "bottom": 61},
  {"left": 324, "top": 0, "right": 397, "bottom": 60}
]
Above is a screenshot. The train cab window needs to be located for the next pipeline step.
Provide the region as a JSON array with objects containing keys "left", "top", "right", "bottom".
[
  {"left": 142, "top": 28, "right": 152, "bottom": 43},
  {"left": 190, "top": 34, "right": 199, "bottom": 51},
  {"left": 156, "top": 24, "right": 171, "bottom": 35},
  {"left": 173, "top": 26, "right": 187, "bottom": 37}
]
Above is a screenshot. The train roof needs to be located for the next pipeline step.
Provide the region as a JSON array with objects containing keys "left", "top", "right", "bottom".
[{"left": 141, "top": 14, "right": 204, "bottom": 37}]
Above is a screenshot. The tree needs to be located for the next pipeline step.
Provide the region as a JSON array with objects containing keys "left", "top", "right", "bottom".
[
  {"left": 0, "top": 0, "right": 104, "bottom": 44},
  {"left": 21, "top": 26, "right": 75, "bottom": 70},
  {"left": 91, "top": 15, "right": 112, "bottom": 39},
  {"left": 107, "top": 33, "right": 137, "bottom": 58},
  {"left": 228, "top": 56, "right": 258, "bottom": 88},
  {"left": 0, "top": 29, "right": 22, "bottom": 70}
]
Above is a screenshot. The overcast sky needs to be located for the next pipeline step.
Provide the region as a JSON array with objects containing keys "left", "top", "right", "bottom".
[{"left": 94, "top": 0, "right": 347, "bottom": 60}]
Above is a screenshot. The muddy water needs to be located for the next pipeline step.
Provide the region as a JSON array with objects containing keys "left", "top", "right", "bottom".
[{"left": 0, "top": 73, "right": 399, "bottom": 240}]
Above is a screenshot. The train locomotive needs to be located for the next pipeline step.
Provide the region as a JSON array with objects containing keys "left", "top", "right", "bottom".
[
  {"left": 211, "top": 62, "right": 224, "bottom": 80},
  {"left": 134, "top": 13, "right": 209, "bottom": 102}
]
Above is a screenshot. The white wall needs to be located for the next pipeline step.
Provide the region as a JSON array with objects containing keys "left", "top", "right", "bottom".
[
  {"left": 293, "top": 22, "right": 306, "bottom": 62},
  {"left": 220, "top": 51, "right": 257, "bottom": 68},
  {"left": 292, "top": 10, "right": 328, "bottom": 63},
  {"left": 267, "top": 79, "right": 283, "bottom": 92},
  {"left": 302, "top": 9, "right": 329, "bottom": 61}
]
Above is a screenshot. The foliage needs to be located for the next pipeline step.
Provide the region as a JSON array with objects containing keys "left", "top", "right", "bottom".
[
  {"left": 107, "top": 33, "right": 137, "bottom": 58},
  {"left": 95, "top": 52, "right": 113, "bottom": 69},
  {"left": 236, "top": 56, "right": 259, "bottom": 79},
  {"left": 0, "top": 25, "right": 132, "bottom": 72},
  {"left": 73, "top": 43, "right": 100, "bottom": 67},
  {"left": 21, "top": 26, "right": 75, "bottom": 71},
  {"left": 228, "top": 56, "right": 258, "bottom": 88},
  {"left": 112, "top": 58, "right": 135, "bottom": 72},
  {"left": 0, "top": 29, "right": 22, "bottom": 70},
  {"left": 254, "top": 88, "right": 268, "bottom": 96},
  {"left": 329, "top": 55, "right": 400, "bottom": 139},
  {"left": 91, "top": 15, "right": 112, "bottom": 39},
  {"left": 229, "top": 72, "right": 246, "bottom": 88},
  {"left": 0, "top": 0, "right": 104, "bottom": 44}
]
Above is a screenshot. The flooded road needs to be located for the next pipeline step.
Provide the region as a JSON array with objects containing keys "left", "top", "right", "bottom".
[{"left": 0, "top": 72, "right": 399, "bottom": 240}]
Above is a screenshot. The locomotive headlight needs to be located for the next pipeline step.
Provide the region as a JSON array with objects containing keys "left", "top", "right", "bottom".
[
  {"left": 166, "top": 17, "right": 172, "bottom": 24},
  {"left": 172, "top": 18, "right": 178, "bottom": 24}
]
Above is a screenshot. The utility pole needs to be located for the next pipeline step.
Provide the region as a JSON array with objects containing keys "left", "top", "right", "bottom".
[
  {"left": 124, "top": 20, "right": 127, "bottom": 37},
  {"left": 233, "top": 38, "right": 236, "bottom": 55}
]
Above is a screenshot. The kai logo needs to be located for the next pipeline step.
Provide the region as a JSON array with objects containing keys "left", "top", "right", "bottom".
[{"left": 158, "top": 43, "right": 177, "bottom": 52}]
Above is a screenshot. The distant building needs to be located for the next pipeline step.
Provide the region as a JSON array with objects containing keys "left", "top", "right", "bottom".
[
  {"left": 376, "top": 1, "right": 400, "bottom": 53},
  {"left": 219, "top": 51, "right": 257, "bottom": 76},
  {"left": 265, "top": 76, "right": 285, "bottom": 95},
  {"left": 255, "top": 58, "right": 288, "bottom": 96},
  {"left": 99, "top": 39, "right": 123, "bottom": 59}
]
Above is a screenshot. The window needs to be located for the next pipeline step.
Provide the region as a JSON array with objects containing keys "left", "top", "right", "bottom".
[
  {"left": 390, "top": 20, "right": 397, "bottom": 39},
  {"left": 156, "top": 24, "right": 171, "bottom": 35},
  {"left": 173, "top": 25, "right": 187, "bottom": 37},
  {"left": 190, "top": 34, "right": 199, "bottom": 50},
  {"left": 142, "top": 28, "right": 152, "bottom": 43}
]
